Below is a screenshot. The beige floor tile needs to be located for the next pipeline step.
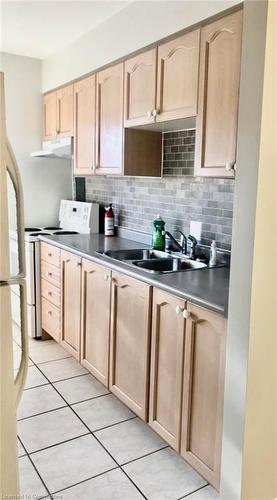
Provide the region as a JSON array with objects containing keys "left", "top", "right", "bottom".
[
  {"left": 17, "top": 384, "right": 65, "bottom": 420},
  {"left": 19, "top": 456, "right": 48, "bottom": 499},
  {"left": 18, "top": 407, "right": 88, "bottom": 453},
  {"left": 54, "top": 373, "right": 109, "bottom": 404},
  {"left": 123, "top": 447, "right": 207, "bottom": 500},
  {"left": 73, "top": 393, "right": 134, "bottom": 431},
  {"left": 59, "top": 468, "right": 144, "bottom": 500},
  {"left": 95, "top": 417, "right": 166, "bottom": 465},
  {"left": 38, "top": 357, "right": 88, "bottom": 382},
  {"left": 31, "top": 434, "right": 116, "bottom": 493}
]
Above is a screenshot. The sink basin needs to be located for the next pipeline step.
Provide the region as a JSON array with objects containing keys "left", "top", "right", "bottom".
[
  {"left": 99, "top": 249, "right": 172, "bottom": 261},
  {"left": 133, "top": 258, "right": 207, "bottom": 274},
  {"left": 97, "top": 248, "right": 207, "bottom": 274}
]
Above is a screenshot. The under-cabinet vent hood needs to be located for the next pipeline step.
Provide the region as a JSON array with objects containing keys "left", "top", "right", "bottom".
[{"left": 31, "top": 137, "right": 73, "bottom": 159}]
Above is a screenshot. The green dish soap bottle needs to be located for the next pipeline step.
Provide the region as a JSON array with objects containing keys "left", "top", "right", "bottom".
[{"left": 152, "top": 215, "right": 165, "bottom": 250}]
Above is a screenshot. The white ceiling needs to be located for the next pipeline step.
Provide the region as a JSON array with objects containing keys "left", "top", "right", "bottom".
[{"left": 0, "top": 1, "right": 131, "bottom": 59}]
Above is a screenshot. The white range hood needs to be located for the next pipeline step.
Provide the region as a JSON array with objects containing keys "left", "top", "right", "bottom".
[{"left": 31, "top": 137, "right": 73, "bottom": 159}]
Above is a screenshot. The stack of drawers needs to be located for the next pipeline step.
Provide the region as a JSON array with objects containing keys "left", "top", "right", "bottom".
[{"left": 41, "top": 242, "right": 61, "bottom": 342}]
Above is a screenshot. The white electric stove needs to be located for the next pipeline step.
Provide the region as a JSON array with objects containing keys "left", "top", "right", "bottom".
[{"left": 10, "top": 200, "right": 99, "bottom": 338}]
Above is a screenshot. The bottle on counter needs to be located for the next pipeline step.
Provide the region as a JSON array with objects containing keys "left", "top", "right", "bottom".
[
  {"left": 209, "top": 240, "right": 217, "bottom": 266},
  {"left": 104, "top": 204, "right": 115, "bottom": 236},
  {"left": 152, "top": 215, "right": 165, "bottom": 250}
]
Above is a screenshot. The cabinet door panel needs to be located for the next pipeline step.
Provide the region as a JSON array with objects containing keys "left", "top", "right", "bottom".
[
  {"left": 124, "top": 48, "right": 157, "bottom": 127},
  {"left": 57, "top": 84, "right": 73, "bottom": 137},
  {"left": 181, "top": 303, "right": 227, "bottom": 489},
  {"left": 81, "top": 260, "right": 110, "bottom": 386},
  {"left": 156, "top": 30, "right": 200, "bottom": 121},
  {"left": 61, "top": 251, "right": 81, "bottom": 359},
  {"left": 43, "top": 91, "right": 57, "bottom": 140},
  {"left": 96, "top": 63, "right": 124, "bottom": 174},
  {"left": 110, "top": 272, "right": 151, "bottom": 420},
  {"left": 74, "top": 76, "right": 96, "bottom": 175},
  {"left": 195, "top": 10, "right": 242, "bottom": 177},
  {"left": 149, "top": 289, "right": 186, "bottom": 450}
]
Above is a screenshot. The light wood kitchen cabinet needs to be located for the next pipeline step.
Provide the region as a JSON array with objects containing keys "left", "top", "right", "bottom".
[
  {"left": 96, "top": 63, "right": 124, "bottom": 174},
  {"left": 156, "top": 30, "right": 200, "bottom": 122},
  {"left": 43, "top": 84, "right": 73, "bottom": 140},
  {"left": 74, "top": 75, "right": 96, "bottom": 175},
  {"left": 109, "top": 272, "right": 152, "bottom": 420},
  {"left": 124, "top": 48, "right": 157, "bottom": 127},
  {"left": 81, "top": 259, "right": 111, "bottom": 387},
  {"left": 60, "top": 250, "right": 82, "bottom": 360},
  {"left": 56, "top": 84, "right": 74, "bottom": 137},
  {"left": 149, "top": 289, "right": 186, "bottom": 450},
  {"left": 43, "top": 91, "right": 57, "bottom": 140},
  {"left": 195, "top": 10, "right": 242, "bottom": 177},
  {"left": 181, "top": 302, "right": 227, "bottom": 489}
]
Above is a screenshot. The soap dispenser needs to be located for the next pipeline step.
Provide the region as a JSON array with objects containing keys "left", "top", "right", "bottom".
[
  {"left": 152, "top": 215, "right": 165, "bottom": 250},
  {"left": 209, "top": 240, "right": 217, "bottom": 266}
]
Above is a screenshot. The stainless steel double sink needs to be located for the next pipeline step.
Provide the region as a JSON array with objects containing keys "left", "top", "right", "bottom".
[{"left": 97, "top": 248, "right": 207, "bottom": 274}]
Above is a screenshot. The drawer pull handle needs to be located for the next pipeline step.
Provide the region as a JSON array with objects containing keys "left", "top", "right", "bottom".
[
  {"left": 48, "top": 253, "right": 52, "bottom": 257},
  {"left": 47, "top": 310, "right": 52, "bottom": 316},
  {"left": 48, "top": 272, "right": 52, "bottom": 277},
  {"left": 104, "top": 274, "right": 109, "bottom": 281},
  {"left": 48, "top": 291, "right": 52, "bottom": 296}
]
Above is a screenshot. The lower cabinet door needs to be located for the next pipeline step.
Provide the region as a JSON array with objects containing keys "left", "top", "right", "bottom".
[
  {"left": 149, "top": 289, "right": 186, "bottom": 450},
  {"left": 181, "top": 302, "right": 227, "bottom": 490},
  {"left": 61, "top": 250, "right": 82, "bottom": 360},
  {"left": 109, "top": 272, "right": 152, "bottom": 420},
  {"left": 81, "top": 259, "right": 111, "bottom": 387}
]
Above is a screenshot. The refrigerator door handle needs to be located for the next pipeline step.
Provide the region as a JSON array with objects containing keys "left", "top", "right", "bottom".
[
  {"left": 13, "top": 281, "right": 29, "bottom": 406},
  {"left": 4, "top": 140, "right": 26, "bottom": 278},
  {"left": 3, "top": 138, "right": 28, "bottom": 405}
]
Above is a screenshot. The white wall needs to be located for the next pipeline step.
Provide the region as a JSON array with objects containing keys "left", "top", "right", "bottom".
[
  {"left": 0, "top": 52, "right": 72, "bottom": 227},
  {"left": 42, "top": 0, "right": 239, "bottom": 91}
]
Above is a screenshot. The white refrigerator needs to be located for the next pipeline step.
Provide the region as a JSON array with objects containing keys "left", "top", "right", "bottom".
[{"left": 0, "top": 72, "right": 28, "bottom": 496}]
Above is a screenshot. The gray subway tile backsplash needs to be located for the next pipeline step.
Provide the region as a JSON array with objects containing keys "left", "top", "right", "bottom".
[{"left": 84, "top": 129, "right": 234, "bottom": 251}]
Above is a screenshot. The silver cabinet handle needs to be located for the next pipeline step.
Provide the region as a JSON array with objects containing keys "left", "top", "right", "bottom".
[
  {"left": 147, "top": 110, "right": 153, "bottom": 118},
  {"left": 176, "top": 305, "right": 184, "bottom": 316},
  {"left": 77, "top": 262, "right": 82, "bottom": 266},
  {"left": 104, "top": 274, "right": 109, "bottom": 281},
  {"left": 183, "top": 310, "right": 191, "bottom": 319},
  {"left": 225, "top": 162, "right": 235, "bottom": 171},
  {"left": 48, "top": 253, "right": 52, "bottom": 257},
  {"left": 48, "top": 291, "right": 52, "bottom": 296},
  {"left": 47, "top": 310, "right": 52, "bottom": 316}
]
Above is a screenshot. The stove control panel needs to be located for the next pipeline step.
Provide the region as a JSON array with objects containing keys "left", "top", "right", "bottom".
[{"left": 59, "top": 200, "right": 99, "bottom": 234}]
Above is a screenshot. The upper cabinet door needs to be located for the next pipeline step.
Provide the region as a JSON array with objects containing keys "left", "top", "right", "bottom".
[
  {"left": 195, "top": 10, "right": 242, "bottom": 177},
  {"left": 96, "top": 63, "right": 124, "bottom": 175},
  {"left": 56, "top": 84, "right": 74, "bottom": 137},
  {"left": 124, "top": 48, "right": 157, "bottom": 127},
  {"left": 43, "top": 91, "right": 57, "bottom": 140},
  {"left": 74, "top": 76, "right": 96, "bottom": 175},
  {"left": 156, "top": 30, "right": 200, "bottom": 122}
]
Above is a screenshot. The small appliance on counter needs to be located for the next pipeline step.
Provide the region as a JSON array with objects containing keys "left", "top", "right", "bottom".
[{"left": 9, "top": 200, "right": 99, "bottom": 338}]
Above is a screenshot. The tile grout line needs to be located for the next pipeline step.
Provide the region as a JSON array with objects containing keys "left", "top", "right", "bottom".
[
  {"left": 23, "top": 454, "right": 53, "bottom": 500},
  {"left": 32, "top": 361, "right": 149, "bottom": 500},
  {"left": 178, "top": 483, "right": 210, "bottom": 500},
  {"left": 18, "top": 344, "right": 212, "bottom": 500}
]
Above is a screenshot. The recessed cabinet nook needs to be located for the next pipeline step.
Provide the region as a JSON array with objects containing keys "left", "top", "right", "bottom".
[
  {"left": 41, "top": 242, "right": 227, "bottom": 489},
  {"left": 42, "top": 7, "right": 242, "bottom": 178}
]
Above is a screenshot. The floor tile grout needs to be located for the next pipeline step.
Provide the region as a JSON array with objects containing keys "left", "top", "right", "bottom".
[
  {"left": 178, "top": 483, "right": 210, "bottom": 499},
  {"left": 28, "top": 432, "right": 91, "bottom": 456},
  {"left": 18, "top": 341, "right": 213, "bottom": 500},
  {"left": 22, "top": 454, "right": 52, "bottom": 499},
  {"left": 33, "top": 362, "right": 149, "bottom": 499},
  {"left": 50, "top": 465, "right": 119, "bottom": 497}
]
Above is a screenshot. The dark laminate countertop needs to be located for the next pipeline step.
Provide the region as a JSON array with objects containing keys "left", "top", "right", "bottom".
[{"left": 39, "top": 234, "right": 230, "bottom": 317}]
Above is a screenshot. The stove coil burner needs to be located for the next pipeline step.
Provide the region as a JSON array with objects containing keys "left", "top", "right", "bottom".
[
  {"left": 43, "top": 226, "right": 61, "bottom": 230},
  {"left": 30, "top": 232, "right": 51, "bottom": 236},
  {"left": 53, "top": 231, "right": 79, "bottom": 235},
  {"left": 25, "top": 227, "right": 41, "bottom": 232}
]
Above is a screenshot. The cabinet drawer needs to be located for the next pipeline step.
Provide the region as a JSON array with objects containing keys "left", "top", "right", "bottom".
[
  {"left": 41, "top": 260, "right": 61, "bottom": 288},
  {"left": 41, "top": 242, "right": 60, "bottom": 267},
  {"left": 41, "top": 297, "right": 60, "bottom": 342},
  {"left": 41, "top": 278, "right": 60, "bottom": 308}
]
